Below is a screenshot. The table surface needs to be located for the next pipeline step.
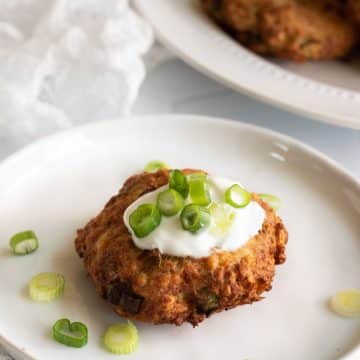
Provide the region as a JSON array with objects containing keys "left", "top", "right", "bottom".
[{"left": 0, "top": 57, "right": 359, "bottom": 360}]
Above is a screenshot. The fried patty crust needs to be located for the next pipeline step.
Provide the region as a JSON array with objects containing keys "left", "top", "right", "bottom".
[
  {"left": 260, "top": 2, "right": 356, "bottom": 61},
  {"left": 75, "top": 169, "right": 288, "bottom": 326},
  {"left": 202, "top": 0, "right": 357, "bottom": 61},
  {"left": 348, "top": 0, "right": 360, "bottom": 25}
]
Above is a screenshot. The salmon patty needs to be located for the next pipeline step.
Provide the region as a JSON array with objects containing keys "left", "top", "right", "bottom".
[
  {"left": 202, "top": 0, "right": 357, "bottom": 61},
  {"left": 348, "top": 0, "right": 360, "bottom": 25},
  {"left": 75, "top": 169, "right": 288, "bottom": 326}
]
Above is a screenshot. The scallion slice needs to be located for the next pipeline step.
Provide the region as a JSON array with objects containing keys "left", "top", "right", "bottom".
[
  {"left": 53, "top": 319, "right": 88, "bottom": 348},
  {"left": 187, "top": 173, "right": 211, "bottom": 206},
  {"left": 9, "top": 230, "right": 39, "bottom": 255},
  {"left": 330, "top": 289, "right": 360, "bottom": 318},
  {"left": 180, "top": 204, "right": 210, "bottom": 233},
  {"left": 144, "top": 160, "right": 168, "bottom": 173},
  {"left": 157, "top": 189, "right": 184, "bottom": 216},
  {"left": 129, "top": 204, "right": 161, "bottom": 238},
  {"left": 258, "top": 193, "right": 281, "bottom": 211},
  {"left": 169, "top": 169, "right": 189, "bottom": 198},
  {"left": 209, "top": 203, "right": 236, "bottom": 237},
  {"left": 28, "top": 272, "right": 65, "bottom": 302},
  {"left": 103, "top": 321, "right": 139, "bottom": 355},
  {"left": 225, "top": 184, "right": 251, "bottom": 208}
]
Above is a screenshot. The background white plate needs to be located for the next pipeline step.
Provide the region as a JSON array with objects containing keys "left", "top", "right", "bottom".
[
  {"left": 134, "top": 0, "right": 360, "bottom": 129},
  {"left": 0, "top": 115, "right": 359, "bottom": 360}
]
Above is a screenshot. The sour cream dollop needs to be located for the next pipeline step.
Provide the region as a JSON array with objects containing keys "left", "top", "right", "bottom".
[{"left": 123, "top": 177, "right": 265, "bottom": 258}]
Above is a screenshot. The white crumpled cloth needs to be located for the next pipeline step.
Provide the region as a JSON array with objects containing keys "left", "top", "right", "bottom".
[
  {"left": 0, "top": 351, "right": 11, "bottom": 360},
  {"left": 0, "top": 0, "right": 154, "bottom": 156},
  {"left": 0, "top": 0, "right": 155, "bottom": 358}
]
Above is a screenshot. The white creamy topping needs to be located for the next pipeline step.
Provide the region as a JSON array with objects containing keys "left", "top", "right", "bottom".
[{"left": 123, "top": 176, "right": 265, "bottom": 258}]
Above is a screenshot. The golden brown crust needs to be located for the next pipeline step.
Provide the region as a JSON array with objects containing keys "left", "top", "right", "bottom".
[
  {"left": 202, "top": 0, "right": 358, "bottom": 61},
  {"left": 201, "top": 0, "right": 274, "bottom": 55},
  {"left": 75, "top": 169, "right": 288, "bottom": 326},
  {"left": 259, "top": 2, "right": 356, "bottom": 61},
  {"left": 348, "top": 0, "right": 360, "bottom": 25}
]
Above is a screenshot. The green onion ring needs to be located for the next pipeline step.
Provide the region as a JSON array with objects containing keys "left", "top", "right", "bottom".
[
  {"left": 28, "top": 272, "right": 65, "bottom": 302},
  {"left": 169, "top": 169, "right": 189, "bottom": 198},
  {"left": 187, "top": 173, "right": 211, "bottom": 206},
  {"left": 224, "top": 184, "right": 251, "bottom": 208},
  {"left": 53, "top": 318, "right": 88, "bottom": 348},
  {"left": 144, "top": 161, "right": 168, "bottom": 173},
  {"left": 129, "top": 204, "right": 161, "bottom": 238},
  {"left": 9, "top": 230, "right": 39, "bottom": 255},
  {"left": 208, "top": 202, "right": 236, "bottom": 237},
  {"left": 103, "top": 321, "right": 139, "bottom": 355},
  {"left": 157, "top": 189, "right": 184, "bottom": 216},
  {"left": 330, "top": 289, "right": 360, "bottom": 318},
  {"left": 180, "top": 204, "right": 211, "bottom": 233}
]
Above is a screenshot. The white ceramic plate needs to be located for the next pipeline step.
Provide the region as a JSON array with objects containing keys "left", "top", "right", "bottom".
[
  {"left": 134, "top": 0, "right": 360, "bottom": 129},
  {"left": 0, "top": 115, "right": 359, "bottom": 360}
]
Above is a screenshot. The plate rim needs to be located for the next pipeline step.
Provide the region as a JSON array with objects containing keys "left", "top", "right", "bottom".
[
  {"left": 0, "top": 114, "right": 359, "bottom": 360},
  {"left": 1, "top": 114, "right": 359, "bottom": 190},
  {"left": 134, "top": 0, "right": 360, "bottom": 130}
]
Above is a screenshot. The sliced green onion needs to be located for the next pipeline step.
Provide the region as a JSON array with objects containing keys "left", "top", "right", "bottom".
[
  {"left": 9, "top": 230, "right": 39, "bottom": 255},
  {"left": 208, "top": 203, "right": 236, "bottom": 237},
  {"left": 129, "top": 204, "right": 161, "bottom": 238},
  {"left": 157, "top": 189, "right": 184, "bottom": 216},
  {"left": 180, "top": 204, "right": 210, "bottom": 233},
  {"left": 28, "top": 272, "right": 65, "bottom": 302},
  {"left": 169, "top": 169, "right": 189, "bottom": 198},
  {"left": 144, "top": 160, "right": 168, "bottom": 173},
  {"left": 330, "top": 289, "right": 360, "bottom": 318},
  {"left": 225, "top": 184, "right": 251, "bottom": 208},
  {"left": 258, "top": 193, "right": 281, "bottom": 211},
  {"left": 103, "top": 321, "right": 139, "bottom": 355},
  {"left": 187, "top": 173, "right": 211, "bottom": 206},
  {"left": 53, "top": 318, "right": 88, "bottom": 348}
]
